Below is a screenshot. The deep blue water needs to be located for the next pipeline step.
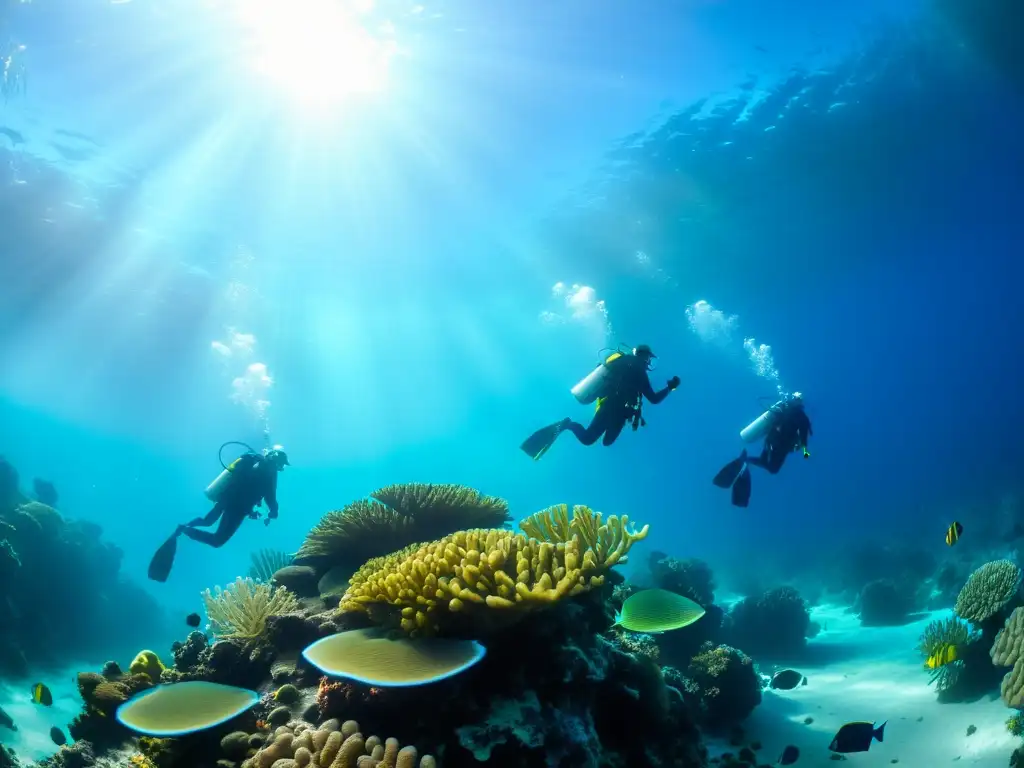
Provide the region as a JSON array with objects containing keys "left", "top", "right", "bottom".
[{"left": 1, "top": 0, "right": 1024, "bottom": 759}]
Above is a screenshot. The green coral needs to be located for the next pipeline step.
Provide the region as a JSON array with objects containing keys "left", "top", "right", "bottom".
[
  {"left": 129, "top": 651, "right": 165, "bottom": 682},
  {"left": 1007, "top": 711, "right": 1024, "bottom": 736},
  {"left": 954, "top": 559, "right": 1022, "bottom": 624},
  {"left": 917, "top": 616, "right": 976, "bottom": 691}
]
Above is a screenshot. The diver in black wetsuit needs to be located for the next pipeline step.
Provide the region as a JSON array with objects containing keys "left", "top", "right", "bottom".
[
  {"left": 148, "top": 445, "right": 289, "bottom": 582},
  {"left": 179, "top": 447, "right": 288, "bottom": 546},
  {"left": 521, "top": 344, "right": 680, "bottom": 459},
  {"left": 714, "top": 394, "right": 811, "bottom": 508}
]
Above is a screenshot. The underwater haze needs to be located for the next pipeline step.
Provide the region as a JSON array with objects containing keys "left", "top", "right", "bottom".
[{"left": 2, "top": 0, "right": 1024, "bottom": 766}]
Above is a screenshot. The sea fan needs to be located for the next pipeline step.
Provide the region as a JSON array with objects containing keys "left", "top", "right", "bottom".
[{"left": 248, "top": 548, "right": 293, "bottom": 583}]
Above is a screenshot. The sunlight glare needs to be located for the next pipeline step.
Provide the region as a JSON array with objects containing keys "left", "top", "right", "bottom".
[{"left": 234, "top": 0, "right": 396, "bottom": 109}]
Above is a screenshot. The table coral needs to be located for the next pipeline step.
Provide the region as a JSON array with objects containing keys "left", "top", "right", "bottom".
[{"left": 340, "top": 506, "right": 648, "bottom": 636}]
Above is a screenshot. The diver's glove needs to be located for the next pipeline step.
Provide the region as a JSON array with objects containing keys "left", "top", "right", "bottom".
[
  {"left": 667, "top": 375, "right": 681, "bottom": 390},
  {"left": 265, "top": 510, "right": 278, "bottom": 527}
]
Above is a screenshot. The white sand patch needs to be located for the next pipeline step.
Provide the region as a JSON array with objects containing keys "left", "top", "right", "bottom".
[
  {"left": 0, "top": 666, "right": 87, "bottom": 763},
  {"left": 709, "top": 606, "right": 1020, "bottom": 766}
]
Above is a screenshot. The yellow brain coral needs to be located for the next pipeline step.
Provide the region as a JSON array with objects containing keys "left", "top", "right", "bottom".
[
  {"left": 991, "top": 607, "right": 1024, "bottom": 707},
  {"left": 340, "top": 504, "right": 649, "bottom": 636},
  {"left": 955, "top": 559, "right": 1022, "bottom": 624},
  {"left": 242, "top": 718, "right": 435, "bottom": 768}
]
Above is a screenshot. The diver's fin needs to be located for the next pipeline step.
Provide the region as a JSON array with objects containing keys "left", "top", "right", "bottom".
[
  {"left": 147, "top": 531, "right": 180, "bottom": 583},
  {"left": 731, "top": 466, "right": 752, "bottom": 508},
  {"left": 520, "top": 421, "right": 565, "bottom": 461},
  {"left": 712, "top": 451, "right": 747, "bottom": 488}
]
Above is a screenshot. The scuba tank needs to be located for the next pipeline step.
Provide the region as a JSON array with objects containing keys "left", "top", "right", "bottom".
[
  {"left": 739, "top": 392, "right": 803, "bottom": 443},
  {"left": 570, "top": 348, "right": 628, "bottom": 404},
  {"left": 204, "top": 441, "right": 256, "bottom": 502}
]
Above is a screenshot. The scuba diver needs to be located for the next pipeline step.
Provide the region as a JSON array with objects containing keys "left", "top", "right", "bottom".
[
  {"left": 713, "top": 392, "right": 811, "bottom": 508},
  {"left": 148, "top": 443, "right": 289, "bottom": 582},
  {"left": 520, "top": 344, "right": 680, "bottom": 460}
]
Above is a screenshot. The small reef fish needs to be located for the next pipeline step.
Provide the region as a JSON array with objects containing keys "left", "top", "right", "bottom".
[
  {"left": 186, "top": 612, "right": 202, "bottom": 628},
  {"left": 769, "top": 669, "right": 807, "bottom": 690},
  {"left": 778, "top": 744, "right": 800, "bottom": 765},
  {"left": 829, "top": 720, "right": 886, "bottom": 753},
  {"left": 0, "top": 704, "right": 16, "bottom": 731},
  {"left": 613, "top": 588, "right": 705, "bottom": 633},
  {"left": 925, "top": 644, "right": 958, "bottom": 670},
  {"left": 946, "top": 521, "right": 963, "bottom": 546},
  {"left": 49, "top": 726, "right": 67, "bottom": 746},
  {"left": 32, "top": 682, "right": 53, "bottom": 706}
]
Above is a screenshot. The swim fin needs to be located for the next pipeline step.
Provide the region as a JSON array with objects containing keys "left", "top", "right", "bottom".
[
  {"left": 520, "top": 421, "right": 566, "bottom": 461},
  {"left": 712, "top": 450, "right": 747, "bottom": 488},
  {"left": 147, "top": 530, "right": 180, "bottom": 583},
  {"left": 731, "top": 466, "right": 752, "bottom": 508}
]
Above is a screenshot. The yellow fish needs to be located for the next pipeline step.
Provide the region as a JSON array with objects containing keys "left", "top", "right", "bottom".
[
  {"left": 925, "top": 644, "right": 957, "bottom": 670},
  {"left": 30, "top": 683, "right": 52, "bottom": 707},
  {"left": 946, "top": 521, "right": 963, "bottom": 546}
]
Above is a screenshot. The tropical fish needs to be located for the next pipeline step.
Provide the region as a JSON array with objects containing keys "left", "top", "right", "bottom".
[
  {"left": 0, "top": 704, "right": 15, "bottom": 731},
  {"left": 613, "top": 588, "right": 706, "bottom": 634},
  {"left": 32, "top": 682, "right": 53, "bottom": 706},
  {"left": 828, "top": 720, "right": 886, "bottom": 753},
  {"left": 49, "top": 726, "right": 67, "bottom": 746},
  {"left": 946, "top": 521, "right": 963, "bottom": 546},
  {"left": 778, "top": 744, "right": 800, "bottom": 765},
  {"left": 925, "top": 644, "right": 957, "bottom": 670},
  {"left": 769, "top": 669, "right": 806, "bottom": 690},
  {"left": 186, "top": 613, "right": 201, "bottom": 628}
]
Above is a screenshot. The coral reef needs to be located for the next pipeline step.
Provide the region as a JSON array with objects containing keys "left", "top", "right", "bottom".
[
  {"left": 204, "top": 578, "right": 301, "bottom": 641},
  {"left": 991, "top": 606, "right": 1024, "bottom": 707},
  {"left": 858, "top": 578, "right": 916, "bottom": 626},
  {"left": 0, "top": 455, "right": 166, "bottom": 677},
  {"left": 341, "top": 505, "right": 648, "bottom": 636},
  {"left": 671, "top": 642, "right": 762, "bottom": 730},
  {"left": 724, "top": 586, "right": 810, "bottom": 658},
  {"left": 647, "top": 550, "right": 715, "bottom": 607},
  {"left": 249, "top": 549, "right": 294, "bottom": 584},
  {"left": 955, "top": 559, "right": 1022, "bottom": 634},
  {"left": 917, "top": 616, "right": 977, "bottom": 695},
  {"left": 296, "top": 484, "right": 512, "bottom": 578}
]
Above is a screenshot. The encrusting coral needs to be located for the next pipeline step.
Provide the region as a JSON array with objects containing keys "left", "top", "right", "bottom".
[
  {"left": 240, "top": 718, "right": 436, "bottom": 768},
  {"left": 203, "top": 577, "right": 300, "bottom": 641},
  {"left": 340, "top": 505, "right": 649, "bottom": 636},
  {"left": 295, "top": 483, "right": 511, "bottom": 576}
]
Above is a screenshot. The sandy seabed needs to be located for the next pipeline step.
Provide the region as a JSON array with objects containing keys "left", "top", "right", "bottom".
[{"left": 710, "top": 605, "right": 1019, "bottom": 767}]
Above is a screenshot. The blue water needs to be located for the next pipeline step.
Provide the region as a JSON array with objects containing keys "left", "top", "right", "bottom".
[{"left": 2, "top": 0, "right": 1023, "bottom": 763}]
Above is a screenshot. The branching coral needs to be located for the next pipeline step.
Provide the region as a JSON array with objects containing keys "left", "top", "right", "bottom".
[
  {"left": 955, "top": 559, "right": 1022, "bottom": 625},
  {"left": 241, "top": 717, "right": 435, "bottom": 768},
  {"left": 917, "top": 616, "right": 976, "bottom": 691},
  {"left": 341, "top": 507, "right": 648, "bottom": 636},
  {"left": 202, "top": 577, "right": 300, "bottom": 642},
  {"left": 296, "top": 484, "right": 511, "bottom": 573}
]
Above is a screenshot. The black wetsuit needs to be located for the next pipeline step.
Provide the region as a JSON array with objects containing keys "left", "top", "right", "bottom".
[
  {"left": 563, "top": 355, "right": 675, "bottom": 447},
  {"left": 181, "top": 453, "right": 279, "bottom": 548},
  {"left": 748, "top": 405, "right": 812, "bottom": 474}
]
